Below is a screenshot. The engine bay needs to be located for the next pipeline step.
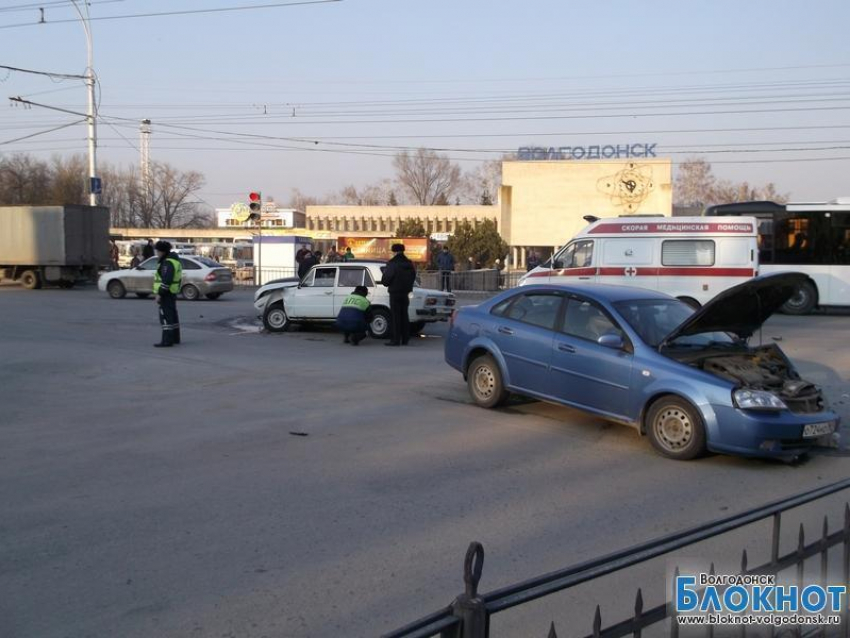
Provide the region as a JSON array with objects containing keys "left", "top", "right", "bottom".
[{"left": 685, "top": 344, "right": 825, "bottom": 414}]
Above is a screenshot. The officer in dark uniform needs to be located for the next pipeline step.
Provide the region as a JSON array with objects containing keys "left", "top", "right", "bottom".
[
  {"left": 153, "top": 240, "right": 183, "bottom": 348},
  {"left": 380, "top": 243, "right": 417, "bottom": 346}
]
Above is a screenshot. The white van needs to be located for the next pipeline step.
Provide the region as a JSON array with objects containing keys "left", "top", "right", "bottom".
[{"left": 519, "top": 216, "right": 759, "bottom": 306}]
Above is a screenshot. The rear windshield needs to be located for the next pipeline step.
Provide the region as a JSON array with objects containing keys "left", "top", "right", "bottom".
[{"left": 192, "top": 256, "right": 223, "bottom": 268}]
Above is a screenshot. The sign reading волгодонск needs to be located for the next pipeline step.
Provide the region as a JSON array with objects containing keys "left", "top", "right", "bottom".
[{"left": 517, "top": 143, "right": 658, "bottom": 161}]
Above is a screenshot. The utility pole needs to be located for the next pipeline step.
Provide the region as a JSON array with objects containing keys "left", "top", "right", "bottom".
[
  {"left": 70, "top": 0, "right": 99, "bottom": 206},
  {"left": 140, "top": 119, "right": 152, "bottom": 191}
]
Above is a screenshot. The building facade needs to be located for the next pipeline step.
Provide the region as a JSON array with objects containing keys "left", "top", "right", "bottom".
[
  {"left": 306, "top": 159, "right": 673, "bottom": 268},
  {"left": 304, "top": 205, "right": 498, "bottom": 235},
  {"left": 216, "top": 205, "right": 306, "bottom": 229}
]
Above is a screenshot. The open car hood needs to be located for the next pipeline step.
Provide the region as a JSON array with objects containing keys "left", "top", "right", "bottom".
[{"left": 660, "top": 272, "right": 808, "bottom": 347}]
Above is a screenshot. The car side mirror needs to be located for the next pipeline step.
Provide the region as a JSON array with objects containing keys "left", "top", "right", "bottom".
[{"left": 597, "top": 333, "right": 625, "bottom": 350}]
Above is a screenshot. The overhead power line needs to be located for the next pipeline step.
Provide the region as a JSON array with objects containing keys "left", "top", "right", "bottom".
[
  {"left": 0, "top": 119, "right": 84, "bottom": 145},
  {"left": 0, "top": 64, "right": 86, "bottom": 80},
  {"left": 0, "top": 0, "right": 343, "bottom": 29}
]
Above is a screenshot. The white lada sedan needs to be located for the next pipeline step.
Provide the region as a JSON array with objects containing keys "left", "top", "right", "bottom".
[{"left": 253, "top": 260, "right": 456, "bottom": 337}]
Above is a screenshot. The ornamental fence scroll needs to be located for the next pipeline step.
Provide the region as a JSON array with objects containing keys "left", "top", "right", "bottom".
[{"left": 383, "top": 477, "right": 850, "bottom": 638}]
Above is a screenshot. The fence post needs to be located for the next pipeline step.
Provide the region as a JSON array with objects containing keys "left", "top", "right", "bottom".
[{"left": 448, "top": 542, "right": 488, "bottom": 638}]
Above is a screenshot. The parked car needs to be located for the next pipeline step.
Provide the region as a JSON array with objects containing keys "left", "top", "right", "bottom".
[
  {"left": 253, "top": 260, "right": 456, "bottom": 337},
  {"left": 98, "top": 255, "right": 234, "bottom": 300},
  {"left": 445, "top": 273, "right": 838, "bottom": 460}
]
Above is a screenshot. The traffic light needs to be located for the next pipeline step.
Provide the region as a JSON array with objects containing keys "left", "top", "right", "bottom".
[{"left": 248, "top": 191, "right": 262, "bottom": 221}]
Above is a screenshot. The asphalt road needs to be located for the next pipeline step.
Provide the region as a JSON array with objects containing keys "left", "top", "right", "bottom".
[{"left": 1, "top": 285, "right": 848, "bottom": 638}]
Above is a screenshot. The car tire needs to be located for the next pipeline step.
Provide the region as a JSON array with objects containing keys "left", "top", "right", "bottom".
[
  {"left": 263, "top": 302, "right": 289, "bottom": 332},
  {"left": 136, "top": 292, "right": 150, "bottom": 299},
  {"left": 107, "top": 280, "right": 126, "bottom": 299},
  {"left": 181, "top": 284, "right": 201, "bottom": 301},
  {"left": 677, "top": 296, "right": 701, "bottom": 309},
  {"left": 410, "top": 321, "right": 427, "bottom": 335},
  {"left": 645, "top": 396, "right": 706, "bottom": 460},
  {"left": 205, "top": 293, "right": 222, "bottom": 300},
  {"left": 467, "top": 354, "right": 509, "bottom": 409},
  {"left": 20, "top": 270, "right": 42, "bottom": 290},
  {"left": 367, "top": 308, "right": 392, "bottom": 339},
  {"left": 781, "top": 281, "right": 817, "bottom": 315}
]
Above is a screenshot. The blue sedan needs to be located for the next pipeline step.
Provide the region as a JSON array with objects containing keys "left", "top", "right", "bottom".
[{"left": 444, "top": 273, "right": 839, "bottom": 460}]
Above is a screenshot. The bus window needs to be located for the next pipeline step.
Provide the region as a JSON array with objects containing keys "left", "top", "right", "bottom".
[
  {"left": 756, "top": 216, "right": 774, "bottom": 264},
  {"left": 832, "top": 212, "right": 850, "bottom": 265},
  {"left": 773, "top": 212, "right": 829, "bottom": 265}
]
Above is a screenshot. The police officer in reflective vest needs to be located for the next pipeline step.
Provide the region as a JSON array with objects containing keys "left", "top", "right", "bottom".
[{"left": 153, "top": 240, "right": 183, "bottom": 348}]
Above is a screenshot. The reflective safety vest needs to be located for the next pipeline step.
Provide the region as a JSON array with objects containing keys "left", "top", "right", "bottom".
[
  {"left": 341, "top": 294, "right": 370, "bottom": 312},
  {"left": 153, "top": 256, "right": 183, "bottom": 294}
]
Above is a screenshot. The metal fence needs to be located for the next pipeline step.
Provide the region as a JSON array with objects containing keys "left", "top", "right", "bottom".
[
  {"left": 383, "top": 478, "right": 850, "bottom": 638},
  {"left": 232, "top": 267, "right": 298, "bottom": 286},
  {"left": 418, "top": 269, "right": 525, "bottom": 293}
]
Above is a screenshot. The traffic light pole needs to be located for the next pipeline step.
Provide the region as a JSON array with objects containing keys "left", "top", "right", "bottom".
[{"left": 257, "top": 219, "right": 262, "bottom": 286}]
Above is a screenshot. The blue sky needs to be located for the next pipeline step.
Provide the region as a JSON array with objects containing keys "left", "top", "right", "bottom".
[{"left": 2, "top": 0, "right": 849, "bottom": 207}]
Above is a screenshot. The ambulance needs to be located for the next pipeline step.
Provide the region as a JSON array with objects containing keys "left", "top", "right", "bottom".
[{"left": 519, "top": 216, "right": 759, "bottom": 307}]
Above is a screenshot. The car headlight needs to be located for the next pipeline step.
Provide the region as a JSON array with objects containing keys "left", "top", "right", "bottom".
[{"left": 733, "top": 389, "right": 787, "bottom": 411}]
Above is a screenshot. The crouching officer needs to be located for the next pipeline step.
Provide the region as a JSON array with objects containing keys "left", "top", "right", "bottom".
[
  {"left": 336, "top": 285, "right": 370, "bottom": 345},
  {"left": 153, "top": 240, "right": 182, "bottom": 348}
]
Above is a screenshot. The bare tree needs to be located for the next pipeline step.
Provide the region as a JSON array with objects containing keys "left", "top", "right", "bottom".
[
  {"left": 674, "top": 158, "right": 789, "bottom": 206},
  {"left": 49, "top": 155, "right": 88, "bottom": 205},
  {"left": 0, "top": 154, "right": 52, "bottom": 205},
  {"left": 461, "top": 159, "right": 502, "bottom": 205},
  {"left": 147, "top": 162, "right": 208, "bottom": 228},
  {"left": 393, "top": 148, "right": 462, "bottom": 205},
  {"left": 287, "top": 188, "right": 324, "bottom": 211},
  {"left": 674, "top": 158, "right": 716, "bottom": 207}
]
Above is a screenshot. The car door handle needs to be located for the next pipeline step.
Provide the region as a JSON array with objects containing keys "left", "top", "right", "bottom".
[
  {"left": 497, "top": 326, "right": 514, "bottom": 335},
  {"left": 324, "top": 291, "right": 333, "bottom": 295},
  {"left": 578, "top": 276, "right": 592, "bottom": 280},
  {"left": 557, "top": 343, "right": 576, "bottom": 353}
]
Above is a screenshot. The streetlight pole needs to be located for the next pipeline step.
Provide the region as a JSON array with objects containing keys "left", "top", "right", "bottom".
[{"left": 70, "top": 0, "right": 98, "bottom": 206}]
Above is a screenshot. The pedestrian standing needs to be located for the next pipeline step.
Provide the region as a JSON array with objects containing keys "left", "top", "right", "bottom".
[
  {"left": 380, "top": 243, "right": 416, "bottom": 347},
  {"left": 325, "top": 245, "right": 341, "bottom": 263},
  {"left": 142, "top": 239, "right": 155, "bottom": 260},
  {"left": 295, "top": 244, "right": 310, "bottom": 265},
  {"left": 527, "top": 249, "right": 540, "bottom": 271},
  {"left": 130, "top": 252, "right": 141, "bottom": 268},
  {"left": 336, "top": 285, "right": 370, "bottom": 346},
  {"left": 109, "top": 240, "right": 120, "bottom": 270},
  {"left": 298, "top": 250, "right": 318, "bottom": 279},
  {"left": 436, "top": 245, "right": 455, "bottom": 292},
  {"left": 342, "top": 247, "right": 355, "bottom": 262},
  {"left": 152, "top": 240, "right": 183, "bottom": 348}
]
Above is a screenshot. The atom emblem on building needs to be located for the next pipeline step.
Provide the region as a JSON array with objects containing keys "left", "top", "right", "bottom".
[{"left": 597, "top": 163, "right": 656, "bottom": 213}]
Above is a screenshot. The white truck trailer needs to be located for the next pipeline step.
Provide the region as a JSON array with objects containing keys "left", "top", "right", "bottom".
[{"left": 0, "top": 205, "right": 110, "bottom": 289}]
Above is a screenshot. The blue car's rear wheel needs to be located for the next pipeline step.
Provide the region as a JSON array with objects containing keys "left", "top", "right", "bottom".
[
  {"left": 467, "top": 355, "right": 509, "bottom": 409},
  {"left": 646, "top": 397, "right": 706, "bottom": 460}
]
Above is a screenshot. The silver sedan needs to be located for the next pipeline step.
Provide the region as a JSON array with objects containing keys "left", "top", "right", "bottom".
[{"left": 98, "top": 255, "right": 234, "bottom": 301}]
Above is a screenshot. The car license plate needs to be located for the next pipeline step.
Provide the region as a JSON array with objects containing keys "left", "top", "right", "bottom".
[{"left": 802, "top": 422, "right": 835, "bottom": 438}]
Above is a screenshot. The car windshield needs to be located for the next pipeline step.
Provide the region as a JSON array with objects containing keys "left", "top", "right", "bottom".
[{"left": 613, "top": 299, "right": 737, "bottom": 348}]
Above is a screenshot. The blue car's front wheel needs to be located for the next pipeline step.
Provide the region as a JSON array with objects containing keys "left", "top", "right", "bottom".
[
  {"left": 467, "top": 354, "right": 509, "bottom": 409},
  {"left": 646, "top": 396, "right": 706, "bottom": 461}
]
